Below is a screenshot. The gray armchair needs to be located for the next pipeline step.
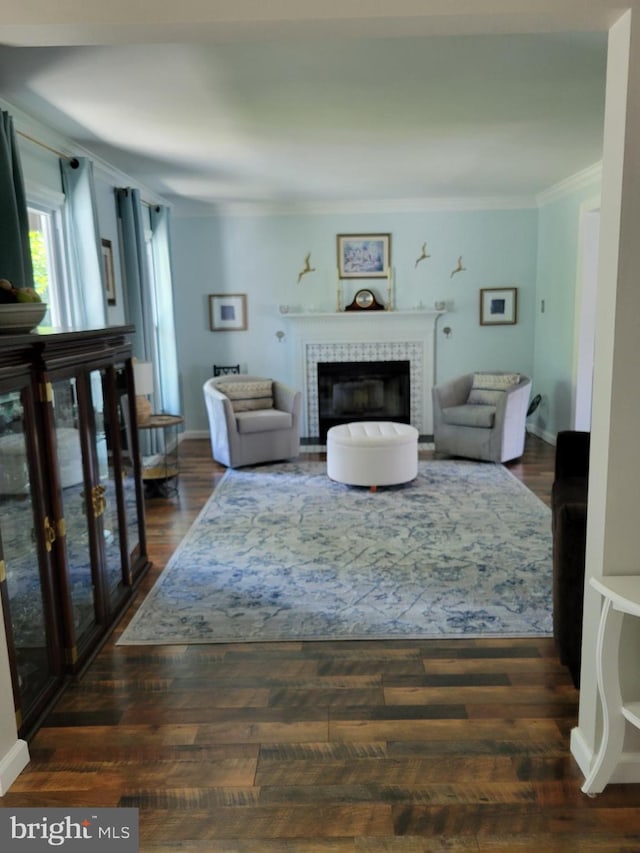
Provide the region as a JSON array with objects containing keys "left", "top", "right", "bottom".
[
  {"left": 432, "top": 372, "right": 532, "bottom": 463},
  {"left": 203, "top": 375, "right": 301, "bottom": 468}
]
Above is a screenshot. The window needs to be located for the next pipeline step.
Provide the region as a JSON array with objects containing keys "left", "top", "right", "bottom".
[
  {"left": 28, "top": 206, "right": 66, "bottom": 327},
  {"left": 145, "top": 217, "right": 179, "bottom": 414}
]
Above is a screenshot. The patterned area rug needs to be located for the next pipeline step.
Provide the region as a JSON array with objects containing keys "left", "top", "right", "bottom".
[{"left": 118, "top": 460, "right": 553, "bottom": 645}]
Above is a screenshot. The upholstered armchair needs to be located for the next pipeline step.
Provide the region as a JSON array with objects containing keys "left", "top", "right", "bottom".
[
  {"left": 203, "top": 375, "right": 301, "bottom": 468},
  {"left": 432, "top": 372, "right": 532, "bottom": 463}
]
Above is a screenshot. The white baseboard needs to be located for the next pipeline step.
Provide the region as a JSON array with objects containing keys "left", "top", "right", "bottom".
[
  {"left": 0, "top": 739, "right": 30, "bottom": 796},
  {"left": 526, "top": 423, "right": 556, "bottom": 445},
  {"left": 181, "top": 430, "right": 209, "bottom": 441}
]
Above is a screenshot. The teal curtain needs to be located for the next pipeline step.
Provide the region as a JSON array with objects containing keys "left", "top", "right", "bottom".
[
  {"left": 0, "top": 110, "right": 33, "bottom": 289},
  {"left": 117, "top": 187, "right": 158, "bottom": 455},
  {"left": 118, "top": 189, "right": 180, "bottom": 415},
  {"left": 60, "top": 157, "right": 106, "bottom": 327},
  {"left": 116, "top": 188, "right": 153, "bottom": 361},
  {"left": 150, "top": 205, "right": 180, "bottom": 414}
]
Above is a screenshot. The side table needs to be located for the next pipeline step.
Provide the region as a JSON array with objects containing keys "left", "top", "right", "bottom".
[
  {"left": 582, "top": 575, "right": 640, "bottom": 794},
  {"left": 137, "top": 412, "right": 184, "bottom": 497}
]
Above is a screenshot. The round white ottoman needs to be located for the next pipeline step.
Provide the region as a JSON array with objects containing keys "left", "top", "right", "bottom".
[{"left": 327, "top": 421, "right": 419, "bottom": 491}]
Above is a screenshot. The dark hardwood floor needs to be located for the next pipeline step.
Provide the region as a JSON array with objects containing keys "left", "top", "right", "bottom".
[{"left": 5, "top": 435, "right": 640, "bottom": 851}]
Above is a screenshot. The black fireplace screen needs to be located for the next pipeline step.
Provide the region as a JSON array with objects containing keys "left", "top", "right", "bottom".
[{"left": 317, "top": 360, "right": 410, "bottom": 441}]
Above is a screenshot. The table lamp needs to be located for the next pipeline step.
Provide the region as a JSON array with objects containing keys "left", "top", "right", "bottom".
[{"left": 133, "top": 360, "right": 154, "bottom": 424}]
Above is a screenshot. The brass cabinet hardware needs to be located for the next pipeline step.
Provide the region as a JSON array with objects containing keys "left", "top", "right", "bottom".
[
  {"left": 43, "top": 517, "right": 56, "bottom": 551},
  {"left": 39, "top": 381, "right": 53, "bottom": 403},
  {"left": 91, "top": 484, "right": 107, "bottom": 518},
  {"left": 0, "top": 560, "right": 5, "bottom": 583}
]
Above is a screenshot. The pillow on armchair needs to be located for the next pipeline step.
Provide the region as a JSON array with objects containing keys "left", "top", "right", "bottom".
[
  {"left": 222, "top": 380, "right": 274, "bottom": 412},
  {"left": 467, "top": 372, "right": 521, "bottom": 405}
]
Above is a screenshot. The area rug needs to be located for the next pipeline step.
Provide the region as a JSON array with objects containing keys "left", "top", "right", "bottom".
[{"left": 118, "top": 460, "right": 553, "bottom": 645}]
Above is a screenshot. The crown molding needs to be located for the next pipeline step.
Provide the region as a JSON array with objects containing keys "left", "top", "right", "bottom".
[
  {"left": 176, "top": 194, "right": 538, "bottom": 218},
  {"left": 536, "top": 162, "right": 602, "bottom": 207}
]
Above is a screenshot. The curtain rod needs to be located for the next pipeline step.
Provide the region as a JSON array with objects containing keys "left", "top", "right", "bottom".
[
  {"left": 19, "top": 132, "right": 164, "bottom": 206},
  {"left": 16, "top": 129, "right": 79, "bottom": 168},
  {"left": 120, "top": 188, "right": 161, "bottom": 211}
]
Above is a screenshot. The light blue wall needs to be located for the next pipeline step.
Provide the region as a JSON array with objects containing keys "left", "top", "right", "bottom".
[
  {"left": 531, "top": 176, "right": 601, "bottom": 440},
  {"left": 173, "top": 206, "right": 538, "bottom": 434}
]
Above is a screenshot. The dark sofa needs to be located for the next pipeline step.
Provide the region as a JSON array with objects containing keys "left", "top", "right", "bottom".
[{"left": 551, "top": 430, "right": 590, "bottom": 688}]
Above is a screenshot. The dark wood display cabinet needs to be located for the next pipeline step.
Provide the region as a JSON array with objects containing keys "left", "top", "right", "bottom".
[{"left": 0, "top": 326, "right": 150, "bottom": 739}]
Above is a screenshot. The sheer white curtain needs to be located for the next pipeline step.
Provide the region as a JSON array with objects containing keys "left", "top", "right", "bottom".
[
  {"left": 150, "top": 205, "right": 180, "bottom": 414},
  {"left": 117, "top": 188, "right": 180, "bottom": 415},
  {"left": 59, "top": 157, "right": 106, "bottom": 328}
]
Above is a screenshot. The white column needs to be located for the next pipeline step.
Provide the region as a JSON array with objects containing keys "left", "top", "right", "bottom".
[{"left": 571, "top": 9, "right": 640, "bottom": 785}]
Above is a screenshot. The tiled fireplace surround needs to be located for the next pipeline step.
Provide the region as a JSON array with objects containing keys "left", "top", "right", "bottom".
[{"left": 284, "top": 311, "right": 442, "bottom": 439}]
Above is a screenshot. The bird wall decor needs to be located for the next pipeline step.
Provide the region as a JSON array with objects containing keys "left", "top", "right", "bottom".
[
  {"left": 414, "top": 243, "right": 431, "bottom": 268},
  {"left": 450, "top": 256, "right": 466, "bottom": 278},
  {"left": 297, "top": 252, "right": 316, "bottom": 283}
]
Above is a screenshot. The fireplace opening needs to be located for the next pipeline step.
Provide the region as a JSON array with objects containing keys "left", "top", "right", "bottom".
[{"left": 317, "top": 360, "right": 410, "bottom": 441}]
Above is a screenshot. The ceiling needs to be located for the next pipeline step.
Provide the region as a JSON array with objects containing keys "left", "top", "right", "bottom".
[{"left": 0, "top": 7, "right": 610, "bottom": 213}]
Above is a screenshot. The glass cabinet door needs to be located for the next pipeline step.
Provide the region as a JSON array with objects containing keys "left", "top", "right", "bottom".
[
  {"left": 47, "top": 362, "right": 146, "bottom": 665},
  {"left": 89, "top": 366, "right": 136, "bottom": 613},
  {"left": 49, "top": 376, "right": 98, "bottom": 647},
  {"left": 0, "top": 387, "right": 62, "bottom": 730},
  {"left": 113, "top": 364, "right": 145, "bottom": 580}
]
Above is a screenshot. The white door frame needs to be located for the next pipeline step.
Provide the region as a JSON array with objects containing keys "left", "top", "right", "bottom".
[{"left": 572, "top": 197, "right": 601, "bottom": 431}]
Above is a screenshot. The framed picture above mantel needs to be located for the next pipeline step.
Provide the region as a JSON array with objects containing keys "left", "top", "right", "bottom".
[{"left": 337, "top": 233, "right": 391, "bottom": 279}]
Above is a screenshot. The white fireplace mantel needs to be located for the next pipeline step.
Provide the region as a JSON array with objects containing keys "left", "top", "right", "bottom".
[
  {"left": 283, "top": 310, "right": 444, "bottom": 438},
  {"left": 283, "top": 310, "right": 442, "bottom": 322}
]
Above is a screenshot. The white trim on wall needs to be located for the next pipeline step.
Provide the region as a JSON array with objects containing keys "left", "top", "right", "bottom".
[
  {"left": 572, "top": 199, "right": 601, "bottom": 431},
  {"left": 536, "top": 162, "right": 603, "bottom": 207},
  {"left": 205, "top": 195, "right": 538, "bottom": 218},
  {"left": 0, "top": 739, "right": 30, "bottom": 796}
]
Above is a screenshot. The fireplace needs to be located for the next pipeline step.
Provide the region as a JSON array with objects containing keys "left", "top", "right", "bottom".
[
  {"left": 282, "top": 309, "right": 441, "bottom": 438},
  {"left": 317, "top": 360, "right": 410, "bottom": 441}
]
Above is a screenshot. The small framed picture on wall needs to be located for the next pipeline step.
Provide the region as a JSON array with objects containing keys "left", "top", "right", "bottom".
[
  {"left": 209, "top": 294, "right": 248, "bottom": 331},
  {"left": 480, "top": 287, "right": 517, "bottom": 325},
  {"left": 101, "top": 238, "right": 116, "bottom": 306}
]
